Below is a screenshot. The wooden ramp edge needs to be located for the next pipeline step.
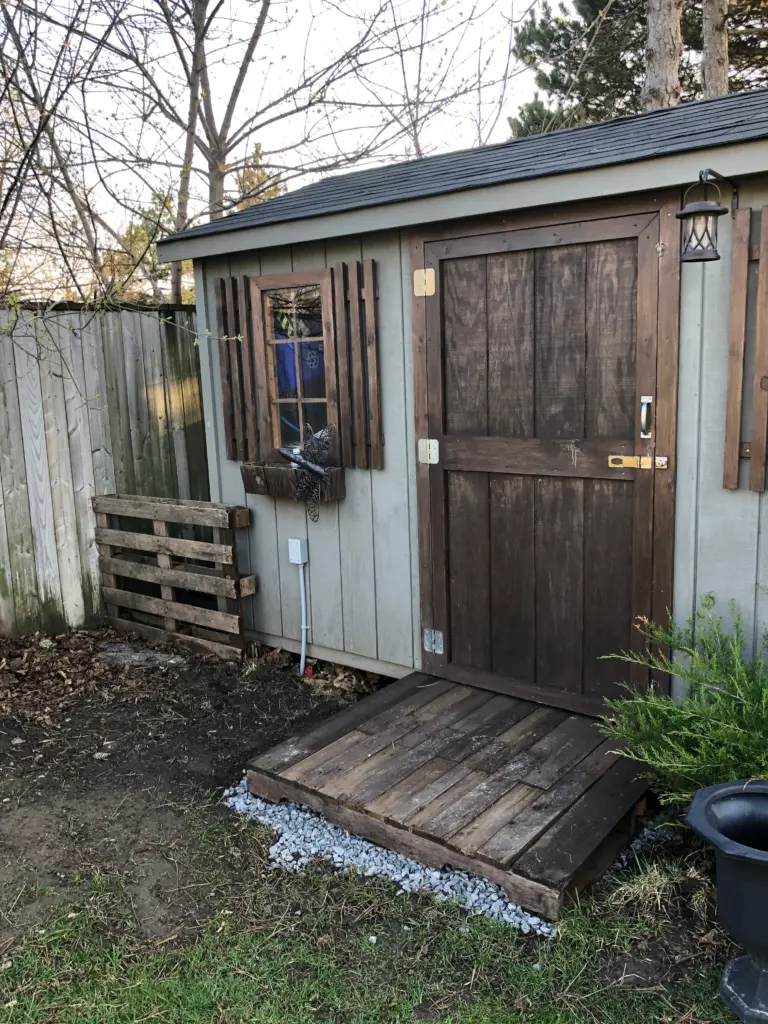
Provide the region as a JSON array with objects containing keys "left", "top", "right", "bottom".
[
  {"left": 246, "top": 768, "right": 642, "bottom": 920},
  {"left": 246, "top": 673, "right": 647, "bottom": 920}
]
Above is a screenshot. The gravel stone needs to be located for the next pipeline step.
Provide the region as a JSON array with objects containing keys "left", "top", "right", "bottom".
[{"left": 223, "top": 776, "right": 555, "bottom": 936}]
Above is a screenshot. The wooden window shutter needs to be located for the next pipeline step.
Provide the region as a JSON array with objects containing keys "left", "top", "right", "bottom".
[
  {"left": 332, "top": 259, "right": 383, "bottom": 470},
  {"left": 215, "top": 262, "right": 382, "bottom": 470},
  {"left": 723, "top": 208, "right": 768, "bottom": 491},
  {"left": 213, "top": 276, "right": 258, "bottom": 462}
]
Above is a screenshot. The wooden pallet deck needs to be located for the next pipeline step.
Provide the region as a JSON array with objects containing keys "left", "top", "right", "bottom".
[{"left": 247, "top": 673, "right": 647, "bottom": 919}]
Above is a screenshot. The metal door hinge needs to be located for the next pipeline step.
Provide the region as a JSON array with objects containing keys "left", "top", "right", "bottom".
[
  {"left": 413, "top": 268, "right": 435, "bottom": 297},
  {"left": 418, "top": 438, "right": 439, "bottom": 464},
  {"left": 423, "top": 628, "right": 444, "bottom": 655},
  {"left": 608, "top": 454, "right": 668, "bottom": 470}
]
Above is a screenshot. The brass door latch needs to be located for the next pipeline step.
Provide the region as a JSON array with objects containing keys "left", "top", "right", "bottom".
[{"left": 608, "top": 455, "right": 668, "bottom": 470}]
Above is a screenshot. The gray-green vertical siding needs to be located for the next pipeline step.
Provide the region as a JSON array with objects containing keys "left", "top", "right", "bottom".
[
  {"left": 197, "top": 235, "right": 421, "bottom": 677},
  {"left": 674, "top": 175, "right": 768, "bottom": 693}
]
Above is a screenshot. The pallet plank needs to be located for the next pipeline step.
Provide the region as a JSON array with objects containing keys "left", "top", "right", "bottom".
[
  {"left": 102, "top": 586, "right": 240, "bottom": 633},
  {"left": 515, "top": 757, "right": 647, "bottom": 889},
  {"left": 108, "top": 615, "right": 241, "bottom": 661},
  {"left": 450, "top": 784, "right": 540, "bottom": 856},
  {"left": 93, "top": 495, "right": 249, "bottom": 528},
  {"left": 477, "top": 740, "right": 623, "bottom": 867},
  {"left": 315, "top": 690, "right": 491, "bottom": 799},
  {"left": 94, "top": 527, "right": 234, "bottom": 563},
  {"left": 99, "top": 555, "right": 242, "bottom": 598},
  {"left": 251, "top": 674, "right": 435, "bottom": 773},
  {"left": 319, "top": 692, "right": 491, "bottom": 803}
]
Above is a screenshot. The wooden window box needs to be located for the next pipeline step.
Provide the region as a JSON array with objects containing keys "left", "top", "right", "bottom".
[{"left": 241, "top": 462, "right": 346, "bottom": 502}]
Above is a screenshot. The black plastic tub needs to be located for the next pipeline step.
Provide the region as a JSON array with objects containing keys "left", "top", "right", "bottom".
[{"left": 688, "top": 780, "right": 768, "bottom": 1023}]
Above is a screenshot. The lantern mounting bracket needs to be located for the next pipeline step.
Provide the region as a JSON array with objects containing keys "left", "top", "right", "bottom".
[{"left": 699, "top": 168, "right": 739, "bottom": 216}]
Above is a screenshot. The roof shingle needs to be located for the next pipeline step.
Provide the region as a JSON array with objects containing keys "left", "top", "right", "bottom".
[{"left": 163, "top": 89, "right": 768, "bottom": 246}]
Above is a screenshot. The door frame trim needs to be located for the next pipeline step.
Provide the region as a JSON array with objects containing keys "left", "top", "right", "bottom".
[{"left": 410, "top": 191, "right": 681, "bottom": 693}]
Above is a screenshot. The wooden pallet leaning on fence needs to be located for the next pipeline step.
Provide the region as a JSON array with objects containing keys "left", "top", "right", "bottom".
[{"left": 92, "top": 494, "right": 257, "bottom": 660}]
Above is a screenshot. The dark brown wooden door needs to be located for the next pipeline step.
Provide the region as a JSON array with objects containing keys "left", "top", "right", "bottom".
[{"left": 421, "top": 213, "right": 667, "bottom": 716}]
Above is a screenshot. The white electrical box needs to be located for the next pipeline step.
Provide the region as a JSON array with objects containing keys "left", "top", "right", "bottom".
[{"left": 288, "top": 537, "right": 308, "bottom": 565}]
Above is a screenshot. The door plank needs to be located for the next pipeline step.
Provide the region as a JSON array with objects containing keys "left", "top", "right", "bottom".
[
  {"left": 583, "top": 480, "right": 633, "bottom": 698},
  {"left": 487, "top": 252, "right": 534, "bottom": 437},
  {"left": 447, "top": 472, "right": 491, "bottom": 670},
  {"left": 535, "top": 245, "right": 587, "bottom": 439},
  {"left": 490, "top": 475, "right": 535, "bottom": 678},
  {"left": 443, "top": 257, "right": 488, "bottom": 434},
  {"left": 585, "top": 240, "right": 637, "bottom": 439},
  {"left": 535, "top": 477, "right": 585, "bottom": 693},
  {"left": 443, "top": 436, "right": 634, "bottom": 479},
  {"left": 630, "top": 226, "right": 659, "bottom": 689}
]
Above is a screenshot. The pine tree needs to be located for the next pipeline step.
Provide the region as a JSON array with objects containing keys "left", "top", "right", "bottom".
[{"left": 510, "top": 0, "right": 768, "bottom": 137}]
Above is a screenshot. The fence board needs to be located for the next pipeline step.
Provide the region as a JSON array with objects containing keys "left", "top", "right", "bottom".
[
  {"left": 37, "top": 315, "right": 84, "bottom": 627},
  {"left": 61, "top": 312, "right": 100, "bottom": 619},
  {"left": 14, "top": 316, "right": 65, "bottom": 630},
  {"left": 0, "top": 304, "right": 205, "bottom": 637},
  {"left": 0, "top": 331, "right": 39, "bottom": 632}
]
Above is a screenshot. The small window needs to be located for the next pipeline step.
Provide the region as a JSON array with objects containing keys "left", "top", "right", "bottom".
[
  {"left": 264, "top": 285, "right": 328, "bottom": 447},
  {"left": 214, "top": 262, "right": 383, "bottom": 470}
]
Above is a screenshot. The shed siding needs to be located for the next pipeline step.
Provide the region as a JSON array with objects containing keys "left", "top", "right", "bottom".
[
  {"left": 198, "top": 234, "right": 420, "bottom": 675},
  {"left": 197, "top": 176, "right": 768, "bottom": 686},
  {"left": 674, "top": 177, "right": 768, "bottom": 692}
]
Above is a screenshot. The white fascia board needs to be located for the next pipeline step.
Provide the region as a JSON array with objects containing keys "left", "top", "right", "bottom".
[{"left": 156, "top": 139, "right": 768, "bottom": 263}]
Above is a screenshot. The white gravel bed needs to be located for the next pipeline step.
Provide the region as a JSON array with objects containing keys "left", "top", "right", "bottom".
[{"left": 223, "top": 776, "right": 554, "bottom": 936}]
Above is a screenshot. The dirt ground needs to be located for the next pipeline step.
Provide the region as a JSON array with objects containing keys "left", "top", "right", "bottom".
[{"left": 0, "top": 627, "right": 374, "bottom": 945}]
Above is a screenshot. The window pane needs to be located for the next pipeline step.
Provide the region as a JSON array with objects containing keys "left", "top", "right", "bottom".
[
  {"left": 302, "top": 402, "right": 327, "bottom": 437},
  {"left": 270, "top": 286, "right": 322, "bottom": 340},
  {"left": 299, "top": 341, "right": 325, "bottom": 398},
  {"left": 275, "top": 342, "right": 298, "bottom": 399},
  {"left": 277, "top": 403, "right": 301, "bottom": 447}
]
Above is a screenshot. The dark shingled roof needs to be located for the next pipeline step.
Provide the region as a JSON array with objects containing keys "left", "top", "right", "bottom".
[{"left": 163, "top": 89, "right": 768, "bottom": 246}]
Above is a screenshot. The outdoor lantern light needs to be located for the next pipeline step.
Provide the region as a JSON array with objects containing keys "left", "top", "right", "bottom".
[{"left": 676, "top": 169, "right": 730, "bottom": 262}]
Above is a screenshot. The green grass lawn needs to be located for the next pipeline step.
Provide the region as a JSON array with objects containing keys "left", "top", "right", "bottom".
[{"left": 0, "top": 813, "right": 732, "bottom": 1024}]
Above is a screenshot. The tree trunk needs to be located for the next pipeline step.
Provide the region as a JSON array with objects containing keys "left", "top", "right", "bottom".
[
  {"left": 641, "top": 0, "right": 683, "bottom": 111},
  {"left": 208, "top": 157, "right": 226, "bottom": 220},
  {"left": 702, "top": 0, "right": 729, "bottom": 99},
  {"left": 170, "top": 1, "right": 205, "bottom": 303}
]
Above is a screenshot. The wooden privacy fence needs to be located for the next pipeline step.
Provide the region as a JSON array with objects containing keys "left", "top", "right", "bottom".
[{"left": 0, "top": 304, "right": 208, "bottom": 637}]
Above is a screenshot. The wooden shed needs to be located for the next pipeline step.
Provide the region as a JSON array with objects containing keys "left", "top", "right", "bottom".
[{"left": 157, "top": 90, "right": 768, "bottom": 914}]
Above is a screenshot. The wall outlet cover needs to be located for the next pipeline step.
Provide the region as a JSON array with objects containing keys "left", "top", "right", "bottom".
[{"left": 288, "top": 537, "right": 309, "bottom": 564}]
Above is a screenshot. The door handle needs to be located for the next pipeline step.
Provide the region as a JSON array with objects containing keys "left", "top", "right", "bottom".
[{"left": 640, "top": 396, "right": 653, "bottom": 439}]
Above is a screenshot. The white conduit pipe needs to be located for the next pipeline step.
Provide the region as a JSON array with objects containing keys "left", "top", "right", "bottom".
[{"left": 298, "top": 562, "right": 309, "bottom": 675}]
